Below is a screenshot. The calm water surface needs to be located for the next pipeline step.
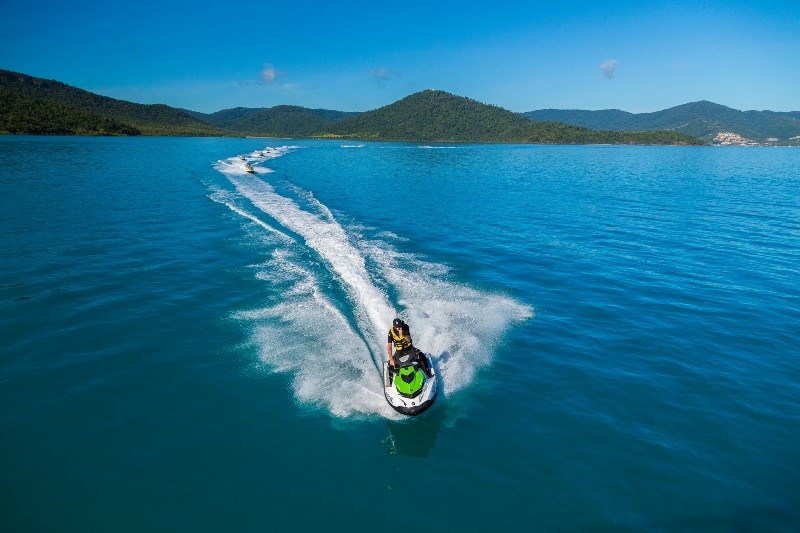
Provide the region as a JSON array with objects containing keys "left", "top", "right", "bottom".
[{"left": 1, "top": 136, "right": 798, "bottom": 531}]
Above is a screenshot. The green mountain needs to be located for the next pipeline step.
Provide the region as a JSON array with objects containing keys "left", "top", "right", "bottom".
[
  {"left": 187, "top": 105, "right": 360, "bottom": 136},
  {"left": 325, "top": 89, "right": 533, "bottom": 142},
  {"left": 0, "top": 69, "right": 700, "bottom": 144},
  {"left": 1, "top": 89, "right": 140, "bottom": 135},
  {"left": 0, "top": 69, "right": 222, "bottom": 136},
  {"left": 322, "top": 90, "right": 700, "bottom": 145},
  {"left": 524, "top": 101, "right": 800, "bottom": 143}
]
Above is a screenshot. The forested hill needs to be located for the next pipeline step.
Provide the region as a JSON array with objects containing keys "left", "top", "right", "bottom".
[
  {"left": 1, "top": 69, "right": 699, "bottom": 144},
  {"left": 323, "top": 90, "right": 701, "bottom": 145},
  {"left": 0, "top": 90, "right": 140, "bottom": 135},
  {"left": 186, "top": 105, "right": 360, "bottom": 136},
  {"left": 323, "top": 90, "right": 529, "bottom": 142},
  {"left": 325, "top": 90, "right": 532, "bottom": 142},
  {"left": 0, "top": 69, "right": 222, "bottom": 136},
  {"left": 525, "top": 101, "right": 800, "bottom": 143}
]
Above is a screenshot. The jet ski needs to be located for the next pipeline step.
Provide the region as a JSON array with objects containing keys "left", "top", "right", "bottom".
[
  {"left": 245, "top": 163, "right": 255, "bottom": 173},
  {"left": 383, "top": 349, "right": 437, "bottom": 416}
]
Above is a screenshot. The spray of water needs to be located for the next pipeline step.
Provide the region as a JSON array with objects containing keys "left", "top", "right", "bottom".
[{"left": 212, "top": 148, "right": 532, "bottom": 418}]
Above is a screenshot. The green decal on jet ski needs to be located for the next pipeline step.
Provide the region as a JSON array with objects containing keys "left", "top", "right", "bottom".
[{"left": 394, "top": 366, "right": 424, "bottom": 397}]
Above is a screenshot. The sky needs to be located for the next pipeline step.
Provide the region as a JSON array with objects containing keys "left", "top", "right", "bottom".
[{"left": 2, "top": 0, "right": 798, "bottom": 114}]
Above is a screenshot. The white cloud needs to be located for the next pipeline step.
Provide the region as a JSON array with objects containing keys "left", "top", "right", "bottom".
[
  {"left": 370, "top": 68, "right": 401, "bottom": 88},
  {"left": 600, "top": 59, "right": 619, "bottom": 80},
  {"left": 261, "top": 64, "right": 278, "bottom": 84}
]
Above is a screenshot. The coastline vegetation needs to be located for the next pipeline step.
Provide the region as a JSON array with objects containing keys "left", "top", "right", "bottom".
[
  {"left": 1, "top": 90, "right": 140, "bottom": 135},
  {"left": 525, "top": 102, "right": 800, "bottom": 144},
  {"left": 0, "top": 69, "right": 703, "bottom": 145},
  {"left": 323, "top": 90, "right": 700, "bottom": 145}
]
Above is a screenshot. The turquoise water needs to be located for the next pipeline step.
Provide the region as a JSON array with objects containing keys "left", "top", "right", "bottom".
[{"left": 1, "top": 136, "right": 798, "bottom": 531}]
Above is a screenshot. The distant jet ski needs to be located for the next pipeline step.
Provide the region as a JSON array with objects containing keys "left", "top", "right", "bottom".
[{"left": 383, "top": 349, "right": 437, "bottom": 416}]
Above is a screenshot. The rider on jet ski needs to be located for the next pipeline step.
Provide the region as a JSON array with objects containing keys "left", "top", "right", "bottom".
[{"left": 387, "top": 318, "right": 433, "bottom": 378}]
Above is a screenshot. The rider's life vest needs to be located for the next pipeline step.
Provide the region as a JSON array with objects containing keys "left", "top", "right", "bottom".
[{"left": 390, "top": 327, "right": 411, "bottom": 352}]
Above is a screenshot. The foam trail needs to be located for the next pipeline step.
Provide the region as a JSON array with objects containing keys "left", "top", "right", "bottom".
[
  {"left": 215, "top": 153, "right": 278, "bottom": 176},
  {"left": 229, "top": 175, "right": 396, "bottom": 349},
  {"left": 208, "top": 188, "right": 294, "bottom": 244},
  {"left": 357, "top": 236, "right": 533, "bottom": 395},
  {"left": 235, "top": 250, "right": 388, "bottom": 417},
  {"left": 212, "top": 148, "right": 532, "bottom": 418},
  {"left": 214, "top": 152, "right": 401, "bottom": 417}
]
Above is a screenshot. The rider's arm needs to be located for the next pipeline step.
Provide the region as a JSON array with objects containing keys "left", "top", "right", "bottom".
[{"left": 403, "top": 325, "right": 412, "bottom": 346}]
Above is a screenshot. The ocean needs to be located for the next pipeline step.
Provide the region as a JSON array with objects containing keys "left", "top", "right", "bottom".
[{"left": 1, "top": 136, "right": 798, "bottom": 531}]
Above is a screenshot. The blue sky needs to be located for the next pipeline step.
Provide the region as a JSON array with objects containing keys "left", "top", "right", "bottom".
[{"left": 2, "top": 0, "right": 798, "bottom": 113}]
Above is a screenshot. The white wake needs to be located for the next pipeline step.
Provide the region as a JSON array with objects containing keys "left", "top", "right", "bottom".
[{"left": 212, "top": 147, "right": 532, "bottom": 419}]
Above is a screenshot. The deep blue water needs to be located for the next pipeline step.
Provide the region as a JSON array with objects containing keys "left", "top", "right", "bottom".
[{"left": 1, "top": 136, "right": 798, "bottom": 531}]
